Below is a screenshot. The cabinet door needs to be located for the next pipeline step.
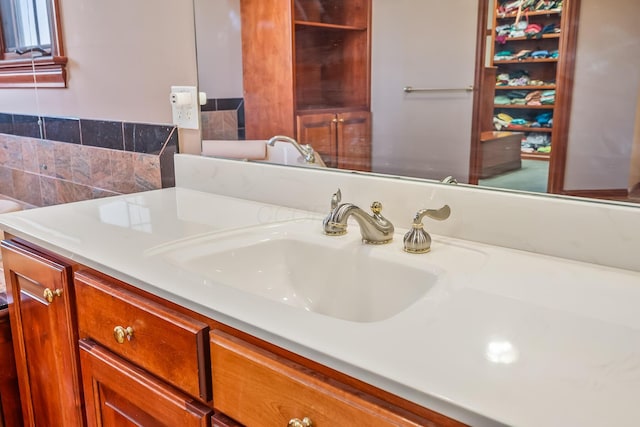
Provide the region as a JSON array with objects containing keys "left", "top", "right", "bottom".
[
  {"left": 211, "top": 330, "right": 432, "bottom": 427},
  {"left": 79, "top": 340, "right": 211, "bottom": 427},
  {"left": 337, "top": 110, "right": 371, "bottom": 171},
  {"left": 0, "top": 309, "right": 22, "bottom": 427},
  {"left": 296, "top": 113, "right": 338, "bottom": 167},
  {"left": 1, "top": 240, "right": 83, "bottom": 427}
]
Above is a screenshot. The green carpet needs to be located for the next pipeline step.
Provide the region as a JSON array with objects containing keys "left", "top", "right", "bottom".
[{"left": 479, "top": 160, "right": 549, "bottom": 193}]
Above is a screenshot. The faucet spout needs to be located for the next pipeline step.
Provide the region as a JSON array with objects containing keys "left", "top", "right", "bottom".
[
  {"left": 323, "top": 198, "right": 394, "bottom": 244},
  {"left": 266, "top": 135, "right": 315, "bottom": 163}
]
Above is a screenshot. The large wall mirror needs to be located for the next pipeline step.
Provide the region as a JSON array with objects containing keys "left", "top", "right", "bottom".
[{"left": 194, "top": 0, "right": 640, "bottom": 204}]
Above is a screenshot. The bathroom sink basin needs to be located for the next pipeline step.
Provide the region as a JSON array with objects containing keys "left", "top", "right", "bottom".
[{"left": 148, "top": 220, "right": 445, "bottom": 322}]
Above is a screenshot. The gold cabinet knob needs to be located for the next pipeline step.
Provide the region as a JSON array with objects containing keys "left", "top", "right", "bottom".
[
  {"left": 113, "top": 326, "right": 134, "bottom": 344},
  {"left": 43, "top": 288, "right": 63, "bottom": 303},
  {"left": 288, "top": 417, "right": 312, "bottom": 427}
]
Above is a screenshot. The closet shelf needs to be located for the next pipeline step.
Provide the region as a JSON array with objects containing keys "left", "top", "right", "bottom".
[
  {"left": 497, "top": 9, "right": 562, "bottom": 19},
  {"left": 521, "top": 152, "right": 551, "bottom": 161},
  {"left": 494, "top": 104, "right": 555, "bottom": 109},
  {"left": 495, "top": 85, "right": 556, "bottom": 90},
  {"left": 505, "top": 126, "right": 553, "bottom": 133},
  {"left": 494, "top": 58, "right": 558, "bottom": 64},
  {"left": 499, "top": 34, "right": 560, "bottom": 41}
]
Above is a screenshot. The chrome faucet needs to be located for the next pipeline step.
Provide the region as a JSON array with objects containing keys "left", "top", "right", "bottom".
[
  {"left": 266, "top": 135, "right": 315, "bottom": 164},
  {"left": 403, "top": 205, "right": 451, "bottom": 253},
  {"left": 323, "top": 189, "right": 394, "bottom": 244}
]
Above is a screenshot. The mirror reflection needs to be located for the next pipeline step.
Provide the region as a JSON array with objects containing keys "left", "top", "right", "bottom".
[{"left": 194, "top": 0, "right": 640, "bottom": 204}]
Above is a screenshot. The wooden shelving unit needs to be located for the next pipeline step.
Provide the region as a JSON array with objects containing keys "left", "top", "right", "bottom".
[
  {"left": 240, "top": 0, "right": 372, "bottom": 171},
  {"left": 490, "top": 1, "right": 567, "bottom": 164}
]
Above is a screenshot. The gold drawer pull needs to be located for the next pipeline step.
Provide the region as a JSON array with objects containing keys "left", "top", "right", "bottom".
[
  {"left": 288, "top": 417, "right": 312, "bottom": 427},
  {"left": 43, "top": 288, "right": 63, "bottom": 303},
  {"left": 113, "top": 326, "right": 134, "bottom": 344}
]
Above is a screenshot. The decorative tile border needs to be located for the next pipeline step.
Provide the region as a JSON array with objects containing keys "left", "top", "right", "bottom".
[{"left": 0, "top": 112, "right": 178, "bottom": 155}]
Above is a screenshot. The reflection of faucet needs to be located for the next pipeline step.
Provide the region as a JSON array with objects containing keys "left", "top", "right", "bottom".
[
  {"left": 266, "top": 135, "right": 315, "bottom": 164},
  {"left": 403, "top": 205, "right": 451, "bottom": 253},
  {"left": 441, "top": 176, "right": 458, "bottom": 184},
  {"left": 323, "top": 189, "right": 394, "bottom": 244}
]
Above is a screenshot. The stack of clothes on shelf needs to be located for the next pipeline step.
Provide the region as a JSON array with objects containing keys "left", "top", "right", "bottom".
[
  {"left": 496, "top": 70, "right": 555, "bottom": 87},
  {"left": 540, "top": 90, "right": 555, "bottom": 104},
  {"left": 497, "top": 0, "right": 563, "bottom": 15},
  {"left": 495, "top": 22, "right": 560, "bottom": 43},
  {"left": 521, "top": 133, "right": 551, "bottom": 154},
  {"left": 493, "top": 111, "right": 553, "bottom": 131},
  {"left": 494, "top": 49, "right": 559, "bottom": 61},
  {"left": 494, "top": 89, "right": 555, "bottom": 106}
]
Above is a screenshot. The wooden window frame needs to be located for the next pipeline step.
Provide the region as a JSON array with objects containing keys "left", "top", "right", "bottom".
[{"left": 0, "top": 0, "right": 67, "bottom": 88}]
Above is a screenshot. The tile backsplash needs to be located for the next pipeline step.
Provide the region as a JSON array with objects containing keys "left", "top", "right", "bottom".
[
  {"left": 0, "top": 113, "right": 177, "bottom": 207},
  {"left": 201, "top": 98, "right": 245, "bottom": 140}
]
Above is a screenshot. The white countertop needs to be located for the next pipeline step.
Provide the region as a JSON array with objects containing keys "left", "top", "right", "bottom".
[{"left": 1, "top": 187, "right": 640, "bottom": 427}]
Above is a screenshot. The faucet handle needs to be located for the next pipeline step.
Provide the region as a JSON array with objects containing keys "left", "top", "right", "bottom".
[
  {"left": 403, "top": 205, "right": 451, "bottom": 254},
  {"left": 330, "top": 189, "right": 342, "bottom": 210},
  {"left": 323, "top": 189, "right": 346, "bottom": 236},
  {"left": 416, "top": 205, "right": 451, "bottom": 222}
]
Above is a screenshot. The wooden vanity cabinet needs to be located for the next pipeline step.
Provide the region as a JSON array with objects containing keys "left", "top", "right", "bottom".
[
  {"left": 1, "top": 239, "right": 84, "bottom": 427},
  {"left": 74, "top": 270, "right": 212, "bottom": 426},
  {"left": 1, "top": 237, "right": 468, "bottom": 427},
  {"left": 0, "top": 308, "right": 22, "bottom": 427}
]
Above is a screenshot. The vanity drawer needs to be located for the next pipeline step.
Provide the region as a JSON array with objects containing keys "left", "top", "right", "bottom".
[
  {"left": 79, "top": 339, "right": 211, "bottom": 427},
  {"left": 75, "top": 270, "right": 210, "bottom": 400},
  {"left": 210, "top": 330, "right": 428, "bottom": 427}
]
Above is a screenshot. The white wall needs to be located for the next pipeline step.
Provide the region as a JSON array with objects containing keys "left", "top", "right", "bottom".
[
  {"left": 564, "top": 0, "right": 640, "bottom": 190},
  {"left": 370, "top": 0, "right": 479, "bottom": 183},
  {"left": 0, "top": 0, "right": 198, "bottom": 124},
  {"left": 194, "top": 0, "right": 243, "bottom": 99}
]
